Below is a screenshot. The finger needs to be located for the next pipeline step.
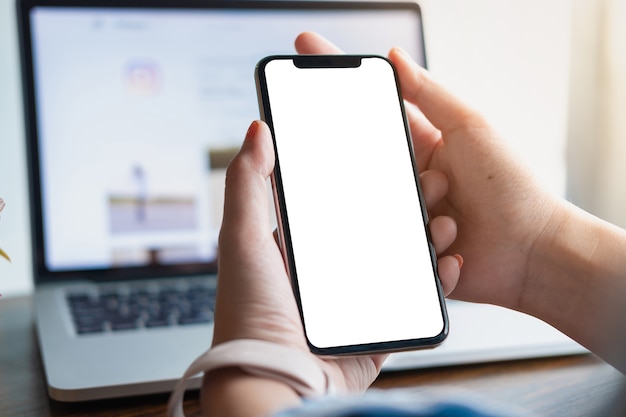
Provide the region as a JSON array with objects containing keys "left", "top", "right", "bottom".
[
  {"left": 429, "top": 215, "right": 457, "bottom": 255},
  {"left": 419, "top": 170, "right": 448, "bottom": 211},
  {"left": 220, "top": 121, "right": 275, "bottom": 244},
  {"left": 404, "top": 102, "right": 441, "bottom": 170},
  {"left": 437, "top": 254, "right": 462, "bottom": 297},
  {"left": 295, "top": 31, "right": 344, "bottom": 54},
  {"left": 389, "top": 47, "right": 484, "bottom": 134}
]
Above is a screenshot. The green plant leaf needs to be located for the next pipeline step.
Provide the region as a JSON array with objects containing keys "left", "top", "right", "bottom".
[{"left": 0, "top": 248, "right": 10, "bottom": 262}]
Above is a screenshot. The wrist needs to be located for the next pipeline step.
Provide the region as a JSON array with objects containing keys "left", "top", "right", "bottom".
[
  {"left": 522, "top": 201, "right": 596, "bottom": 318},
  {"left": 202, "top": 367, "right": 301, "bottom": 417},
  {"left": 521, "top": 200, "right": 626, "bottom": 367},
  {"left": 167, "top": 339, "right": 335, "bottom": 417}
]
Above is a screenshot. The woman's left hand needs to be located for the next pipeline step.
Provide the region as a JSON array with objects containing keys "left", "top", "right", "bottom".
[{"left": 211, "top": 119, "right": 460, "bottom": 394}]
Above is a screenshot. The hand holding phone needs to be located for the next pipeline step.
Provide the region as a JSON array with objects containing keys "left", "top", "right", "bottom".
[{"left": 255, "top": 55, "right": 448, "bottom": 355}]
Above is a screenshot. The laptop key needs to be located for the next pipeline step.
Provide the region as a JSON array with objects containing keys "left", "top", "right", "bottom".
[
  {"left": 110, "top": 318, "right": 139, "bottom": 331},
  {"left": 144, "top": 318, "right": 170, "bottom": 328},
  {"left": 178, "top": 312, "right": 213, "bottom": 325},
  {"left": 74, "top": 313, "right": 106, "bottom": 334},
  {"left": 76, "top": 323, "right": 105, "bottom": 334}
]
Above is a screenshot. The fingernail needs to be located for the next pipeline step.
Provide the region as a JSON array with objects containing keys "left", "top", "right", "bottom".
[
  {"left": 454, "top": 254, "right": 464, "bottom": 269},
  {"left": 392, "top": 46, "right": 411, "bottom": 59},
  {"left": 395, "top": 46, "right": 408, "bottom": 56},
  {"left": 392, "top": 47, "right": 425, "bottom": 70},
  {"left": 245, "top": 120, "right": 259, "bottom": 140}
]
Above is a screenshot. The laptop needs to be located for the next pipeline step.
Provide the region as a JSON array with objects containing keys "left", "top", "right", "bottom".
[{"left": 17, "top": 0, "right": 586, "bottom": 403}]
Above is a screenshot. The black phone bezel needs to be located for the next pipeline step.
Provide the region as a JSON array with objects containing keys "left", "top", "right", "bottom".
[{"left": 255, "top": 54, "right": 448, "bottom": 355}]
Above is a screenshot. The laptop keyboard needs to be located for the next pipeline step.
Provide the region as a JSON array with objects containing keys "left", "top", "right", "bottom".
[{"left": 66, "top": 281, "right": 216, "bottom": 335}]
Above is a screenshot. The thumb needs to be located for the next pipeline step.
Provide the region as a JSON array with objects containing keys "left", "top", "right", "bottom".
[
  {"left": 388, "top": 47, "right": 484, "bottom": 135},
  {"left": 220, "top": 121, "right": 275, "bottom": 247}
]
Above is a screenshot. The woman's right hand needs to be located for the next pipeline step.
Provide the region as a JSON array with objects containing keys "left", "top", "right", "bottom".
[
  {"left": 296, "top": 33, "right": 626, "bottom": 371},
  {"left": 387, "top": 46, "right": 564, "bottom": 310},
  {"left": 295, "top": 32, "right": 559, "bottom": 312}
]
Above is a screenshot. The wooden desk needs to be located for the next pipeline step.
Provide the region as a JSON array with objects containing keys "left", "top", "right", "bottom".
[{"left": 1, "top": 295, "right": 624, "bottom": 417}]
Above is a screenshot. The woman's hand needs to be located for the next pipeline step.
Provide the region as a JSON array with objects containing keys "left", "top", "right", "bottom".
[
  {"left": 211, "top": 120, "right": 460, "bottom": 394},
  {"left": 295, "top": 32, "right": 626, "bottom": 372},
  {"left": 203, "top": 119, "right": 461, "bottom": 416},
  {"left": 294, "top": 31, "right": 558, "bottom": 311}
]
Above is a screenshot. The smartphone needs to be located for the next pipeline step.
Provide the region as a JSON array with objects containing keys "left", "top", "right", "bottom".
[{"left": 255, "top": 55, "right": 448, "bottom": 355}]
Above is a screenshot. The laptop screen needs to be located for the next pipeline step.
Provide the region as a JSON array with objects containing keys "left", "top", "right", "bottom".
[{"left": 20, "top": 1, "right": 425, "bottom": 282}]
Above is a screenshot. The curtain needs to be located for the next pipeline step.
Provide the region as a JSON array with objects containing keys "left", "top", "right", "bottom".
[{"left": 567, "top": 0, "right": 626, "bottom": 228}]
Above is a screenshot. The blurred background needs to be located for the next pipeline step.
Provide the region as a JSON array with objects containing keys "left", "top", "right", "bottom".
[{"left": 1, "top": 0, "right": 624, "bottom": 296}]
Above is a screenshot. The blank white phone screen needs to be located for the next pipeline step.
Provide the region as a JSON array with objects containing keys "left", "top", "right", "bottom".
[{"left": 264, "top": 57, "right": 444, "bottom": 349}]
